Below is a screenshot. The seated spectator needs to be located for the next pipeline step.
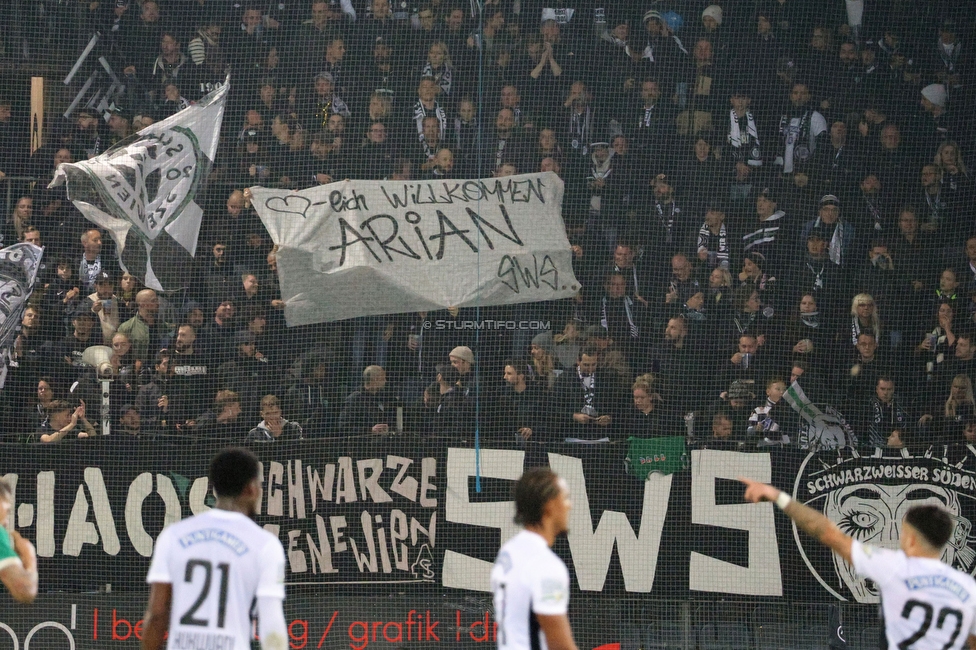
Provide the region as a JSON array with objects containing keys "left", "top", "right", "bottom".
[
  {"left": 917, "top": 375, "right": 976, "bottom": 446},
  {"left": 783, "top": 294, "right": 830, "bottom": 369},
  {"left": 552, "top": 344, "right": 623, "bottom": 442},
  {"left": 582, "top": 325, "right": 632, "bottom": 383},
  {"left": 716, "top": 380, "right": 757, "bottom": 437},
  {"left": 87, "top": 271, "right": 120, "bottom": 346},
  {"left": 628, "top": 374, "right": 672, "bottom": 438},
  {"left": 527, "top": 334, "right": 557, "bottom": 391},
  {"left": 31, "top": 400, "right": 95, "bottom": 443},
  {"left": 136, "top": 351, "right": 184, "bottom": 435},
  {"left": 837, "top": 332, "right": 891, "bottom": 409},
  {"left": 118, "top": 289, "right": 168, "bottom": 365},
  {"left": 593, "top": 271, "right": 647, "bottom": 361},
  {"left": 932, "top": 331, "right": 976, "bottom": 398},
  {"left": 696, "top": 409, "right": 741, "bottom": 451},
  {"left": 217, "top": 330, "right": 271, "bottom": 420},
  {"left": 118, "top": 404, "right": 146, "bottom": 438},
  {"left": 858, "top": 376, "right": 912, "bottom": 450},
  {"left": 24, "top": 377, "right": 59, "bottom": 437},
  {"left": 841, "top": 293, "right": 883, "bottom": 353},
  {"left": 722, "top": 334, "right": 771, "bottom": 391},
  {"left": 337, "top": 365, "right": 397, "bottom": 435},
  {"left": 194, "top": 390, "right": 248, "bottom": 442},
  {"left": 497, "top": 360, "right": 543, "bottom": 442},
  {"left": 56, "top": 305, "right": 96, "bottom": 380},
  {"left": 696, "top": 204, "right": 735, "bottom": 274},
  {"left": 247, "top": 395, "right": 304, "bottom": 442},
  {"left": 799, "top": 194, "right": 857, "bottom": 270},
  {"left": 914, "top": 302, "right": 958, "bottom": 388},
  {"left": 747, "top": 378, "right": 795, "bottom": 448}
]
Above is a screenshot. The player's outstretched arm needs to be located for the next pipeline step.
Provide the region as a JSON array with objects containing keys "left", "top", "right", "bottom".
[
  {"left": 141, "top": 582, "right": 172, "bottom": 650},
  {"left": 537, "top": 613, "right": 579, "bottom": 650},
  {"left": 1, "top": 531, "right": 38, "bottom": 603},
  {"left": 968, "top": 634, "right": 976, "bottom": 650},
  {"left": 739, "top": 477, "right": 853, "bottom": 565},
  {"left": 257, "top": 595, "right": 288, "bottom": 650}
]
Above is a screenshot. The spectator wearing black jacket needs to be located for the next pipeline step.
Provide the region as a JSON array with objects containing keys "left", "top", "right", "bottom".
[
  {"left": 496, "top": 360, "right": 544, "bottom": 442},
  {"left": 552, "top": 344, "right": 624, "bottom": 441},
  {"left": 337, "top": 365, "right": 396, "bottom": 434}
]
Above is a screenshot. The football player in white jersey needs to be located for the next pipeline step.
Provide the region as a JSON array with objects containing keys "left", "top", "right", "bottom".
[
  {"left": 491, "top": 467, "right": 579, "bottom": 650},
  {"left": 142, "top": 448, "right": 288, "bottom": 650},
  {"left": 740, "top": 477, "right": 976, "bottom": 650}
]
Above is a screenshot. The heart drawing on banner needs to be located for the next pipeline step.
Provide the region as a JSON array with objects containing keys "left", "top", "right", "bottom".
[{"left": 265, "top": 195, "right": 312, "bottom": 219}]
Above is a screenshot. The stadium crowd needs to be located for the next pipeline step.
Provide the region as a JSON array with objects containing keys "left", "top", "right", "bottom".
[{"left": 0, "top": 0, "right": 975, "bottom": 451}]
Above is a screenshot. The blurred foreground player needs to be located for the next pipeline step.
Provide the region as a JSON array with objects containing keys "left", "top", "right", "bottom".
[
  {"left": 491, "top": 467, "right": 578, "bottom": 650},
  {"left": 142, "top": 448, "right": 287, "bottom": 650},
  {"left": 0, "top": 478, "right": 37, "bottom": 603},
  {"left": 740, "top": 477, "right": 976, "bottom": 649}
]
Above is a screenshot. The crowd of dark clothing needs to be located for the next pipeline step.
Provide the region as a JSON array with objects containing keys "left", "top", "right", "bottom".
[{"left": 1, "top": 0, "right": 976, "bottom": 452}]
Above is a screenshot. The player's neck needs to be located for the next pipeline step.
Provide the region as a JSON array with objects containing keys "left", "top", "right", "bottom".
[
  {"left": 214, "top": 497, "right": 253, "bottom": 516},
  {"left": 524, "top": 523, "right": 555, "bottom": 547},
  {"left": 904, "top": 548, "right": 942, "bottom": 560}
]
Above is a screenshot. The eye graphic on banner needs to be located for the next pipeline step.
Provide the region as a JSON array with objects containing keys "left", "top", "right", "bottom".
[
  {"left": 50, "top": 82, "right": 228, "bottom": 292},
  {"left": 792, "top": 448, "right": 976, "bottom": 603}
]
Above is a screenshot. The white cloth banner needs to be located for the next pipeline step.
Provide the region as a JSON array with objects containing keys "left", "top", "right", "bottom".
[
  {"left": 49, "top": 83, "right": 228, "bottom": 292},
  {"left": 250, "top": 172, "right": 580, "bottom": 325}
]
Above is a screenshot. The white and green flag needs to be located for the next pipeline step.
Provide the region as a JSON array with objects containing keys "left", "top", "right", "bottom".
[
  {"left": 50, "top": 83, "right": 228, "bottom": 292},
  {"left": 784, "top": 380, "right": 858, "bottom": 450}
]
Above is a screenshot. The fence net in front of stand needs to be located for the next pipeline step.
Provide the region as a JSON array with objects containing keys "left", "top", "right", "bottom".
[{"left": 0, "top": 1, "right": 975, "bottom": 648}]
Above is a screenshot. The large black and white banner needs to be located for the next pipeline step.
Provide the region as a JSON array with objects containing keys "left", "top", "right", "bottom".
[
  {"left": 3, "top": 440, "right": 976, "bottom": 604},
  {"left": 249, "top": 172, "right": 580, "bottom": 325},
  {"left": 49, "top": 84, "right": 227, "bottom": 292},
  {"left": 0, "top": 243, "right": 43, "bottom": 388}
]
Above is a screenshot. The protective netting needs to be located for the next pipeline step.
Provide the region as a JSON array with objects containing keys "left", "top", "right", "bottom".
[{"left": 1, "top": 1, "right": 976, "bottom": 648}]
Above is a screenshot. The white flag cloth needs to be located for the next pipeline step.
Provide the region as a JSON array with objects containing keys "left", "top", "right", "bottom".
[
  {"left": 49, "top": 83, "right": 228, "bottom": 292},
  {"left": 250, "top": 172, "right": 581, "bottom": 325},
  {"left": 0, "top": 243, "right": 44, "bottom": 387}
]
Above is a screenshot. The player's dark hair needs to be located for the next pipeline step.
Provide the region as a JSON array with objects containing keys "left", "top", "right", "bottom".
[
  {"left": 904, "top": 505, "right": 954, "bottom": 550},
  {"left": 0, "top": 478, "right": 12, "bottom": 504},
  {"left": 513, "top": 467, "right": 561, "bottom": 526},
  {"left": 209, "top": 448, "right": 259, "bottom": 499}
]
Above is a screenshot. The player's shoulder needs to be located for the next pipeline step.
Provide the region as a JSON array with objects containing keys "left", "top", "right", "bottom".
[
  {"left": 161, "top": 510, "right": 281, "bottom": 551},
  {"left": 498, "top": 531, "right": 566, "bottom": 574}
]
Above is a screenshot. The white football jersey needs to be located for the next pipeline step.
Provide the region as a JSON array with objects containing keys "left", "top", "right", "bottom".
[
  {"left": 852, "top": 540, "right": 976, "bottom": 650},
  {"left": 490, "top": 530, "right": 570, "bottom": 650},
  {"left": 146, "top": 509, "right": 286, "bottom": 649}
]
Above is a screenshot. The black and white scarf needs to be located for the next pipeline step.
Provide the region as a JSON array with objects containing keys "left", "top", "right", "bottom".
[
  {"left": 413, "top": 99, "right": 447, "bottom": 139},
  {"left": 640, "top": 104, "right": 657, "bottom": 128},
  {"left": 800, "top": 310, "right": 820, "bottom": 328},
  {"left": 862, "top": 192, "right": 883, "bottom": 231},
  {"left": 733, "top": 311, "right": 757, "bottom": 336},
  {"left": 779, "top": 110, "right": 814, "bottom": 173},
  {"left": 601, "top": 296, "right": 639, "bottom": 338},
  {"left": 655, "top": 201, "right": 679, "bottom": 244},
  {"left": 568, "top": 105, "right": 593, "bottom": 154},
  {"left": 806, "top": 259, "right": 827, "bottom": 290},
  {"left": 421, "top": 62, "right": 453, "bottom": 97},
  {"left": 939, "top": 41, "right": 961, "bottom": 73},
  {"left": 80, "top": 256, "right": 102, "bottom": 292},
  {"left": 577, "top": 366, "right": 596, "bottom": 410},
  {"left": 851, "top": 317, "right": 879, "bottom": 346},
  {"left": 697, "top": 222, "right": 729, "bottom": 267},
  {"left": 729, "top": 110, "right": 761, "bottom": 166}
]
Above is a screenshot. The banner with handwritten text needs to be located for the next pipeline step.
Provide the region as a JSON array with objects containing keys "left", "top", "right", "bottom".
[{"left": 249, "top": 172, "right": 580, "bottom": 325}]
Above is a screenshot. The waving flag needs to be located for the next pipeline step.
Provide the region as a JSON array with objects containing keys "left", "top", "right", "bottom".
[
  {"left": 0, "top": 243, "right": 44, "bottom": 388},
  {"left": 50, "top": 83, "right": 228, "bottom": 292}
]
